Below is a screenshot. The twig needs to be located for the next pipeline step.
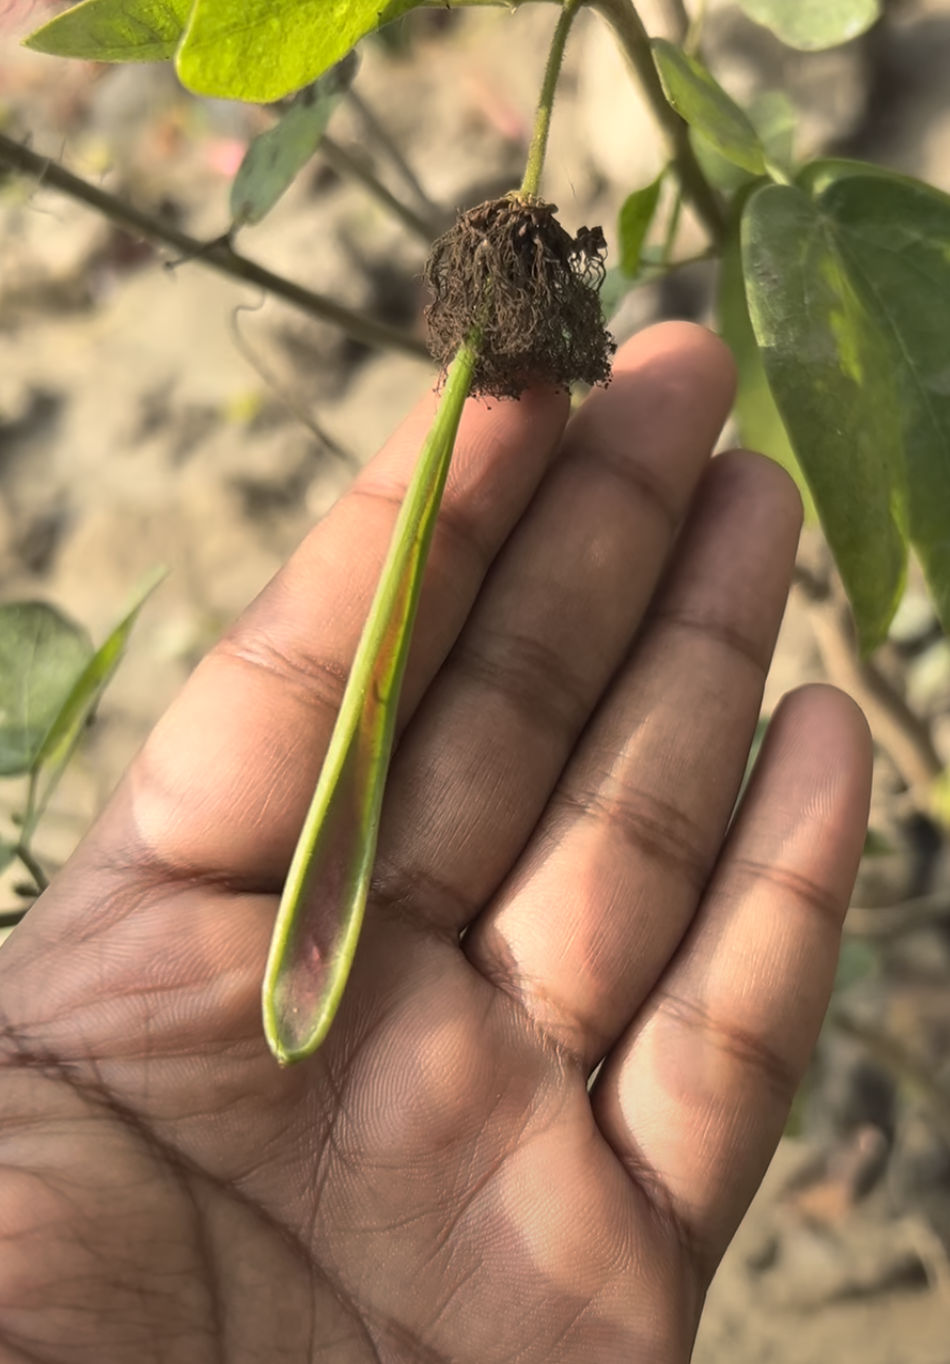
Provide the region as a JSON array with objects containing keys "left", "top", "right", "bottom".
[
  {"left": 657, "top": 0, "right": 690, "bottom": 42},
  {"left": 592, "top": 0, "right": 726, "bottom": 244},
  {"left": 14, "top": 843, "right": 48, "bottom": 894},
  {"left": 793, "top": 562, "right": 944, "bottom": 803},
  {"left": 347, "top": 89, "right": 443, "bottom": 225},
  {"left": 0, "top": 132, "right": 431, "bottom": 361},
  {"left": 228, "top": 301, "right": 360, "bottom": 471},
  {"left": 320, "top": 134, "right": 439, "bottom": 242}
]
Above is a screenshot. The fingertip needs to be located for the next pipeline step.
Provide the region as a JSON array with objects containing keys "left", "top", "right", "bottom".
[
  {"left": 769, "top": 682, "right": 874, "bottom": 787},
  {"left": 753, "top": 683, "right": 874, "bottom": 898},
  {"left": 613, "top": 321, "right": 737, "bottom": 402}
]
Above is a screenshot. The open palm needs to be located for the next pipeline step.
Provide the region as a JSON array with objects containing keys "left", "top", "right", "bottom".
[{"left": 0, "top": 323, "right": 871, "bottom": 1363}]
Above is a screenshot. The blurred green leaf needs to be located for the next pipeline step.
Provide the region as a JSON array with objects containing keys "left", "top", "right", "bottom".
[
  {"left": 736, "top": 0, "right": 881, "bottom": 51},
  {"left": 652, "top": 38, "right": 766, "bottom": 177},
  {"left": 599, "top": 265, "right": 632, "bottom": 320},
  {"left": 617, "top": 174, "right": 663, "bottom": 278},
  {"left": 23, "top": 0, "right": 192, "bottom": 62},
  {"left": 833, "top": 935, "right": 879, "bottom": 993},
  {"left": 230, "top": 52, "right": 359, "bottom": 228},
  {"left": 26, "top": 571, "right": 165, "bottom": 836},
  {"left": 177, "top": 0, "right": 414, "bottom": 102},
  {"left": 0, "top": 603, "right": 93, "bottom": 777},
  {"left": 742, "top": 182, "right": 907, "bottom": 653},
  {"left": 791, "top": 169, "right": 950, "bottom": 639},
  {"left": 750, "top": 89, "right": 797, "bottom": 175},
  {"left": 718, "top": 193, "right": 815, "bottom": 519}
]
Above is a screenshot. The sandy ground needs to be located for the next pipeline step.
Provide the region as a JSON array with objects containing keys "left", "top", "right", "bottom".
[{"left": 2, "top": 2, "right": 950, "bottom": 1358}]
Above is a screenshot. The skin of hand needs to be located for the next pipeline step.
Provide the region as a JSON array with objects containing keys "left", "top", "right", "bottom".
[{"left": 0, "top": 322, "right": 871, "bottom": 1364}]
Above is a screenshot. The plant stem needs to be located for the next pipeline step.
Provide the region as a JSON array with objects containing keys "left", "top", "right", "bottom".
[
  {"left": 320, "top": 134, "right": 439, "bottom": 242},
  {"left": 658, "top": 0, "right": 690, "bottom": 42},
  {"left": 262, "top": 339, "right": 478, "bottom": 1063},
  {"left": 15, "top": 844, "right": 48, "bottom": 894},
  {"left": 0, "top": 131, "right": 430, "bottom": 361},
  {"left": 521, "top": 0, "right": 584, "bottom": 198},
  {"left": 661, "top": 185, "right": 683, "bottom": 263},
  {"left": 348, "top": 89, "right": 444, "bottom": 226},
  {"left": 685, "top": 0, "right": 708, "bottom": 54},
  {"left": 794, "top": 561, "right": 944, "bottom": 802},
  {"left": 592, "top": 0, "right": 725, "bottom": 243}
]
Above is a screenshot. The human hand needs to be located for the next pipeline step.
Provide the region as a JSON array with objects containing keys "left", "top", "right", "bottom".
[{"left": 0, "top": 322, "right": 871, "bottom": 1363}]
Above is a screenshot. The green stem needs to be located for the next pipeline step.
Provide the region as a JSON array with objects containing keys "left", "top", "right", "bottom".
[
  {"left": 521, "top": 0, "right": 585, "bottom": 198},
  {"left": 262, "top": 341, "right": 478, "bottom": 1064},
  {"left": 19, "top": 769, "right": 41, "bottom": 849},
  {"left": 685, "top": 0, "right": 708, "bottom": 54},
  {"left": 661, "top": 185, "right": 683, "bottom": 264},
  {"left": 348, "top": 89, "right": 444, "bottom": 225},
  {"left": 592, "top": 0, "right": 725, "bottom": 243},
  {"left": 15, "top": 844, "right": 48, "bottom": 895}
]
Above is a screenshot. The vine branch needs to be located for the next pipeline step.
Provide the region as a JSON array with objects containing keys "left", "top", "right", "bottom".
[
  {"left": 320, "top": 133, "right": 440, "bottom": 241},
  {"left": 794, "top": 561, "right": 944, "bottom": 803},
  {"left": 592, "top": 0, "right": 725, "bottom": 243},
  {"left": 521, "top": 0, "right": 584, "bottom": 199},
  {"left": 0, "top": 132, "right": 431, "bottom": 361}
]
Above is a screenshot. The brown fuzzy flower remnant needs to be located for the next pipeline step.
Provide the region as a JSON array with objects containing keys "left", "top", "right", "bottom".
[{"left": 423, "top": 194, "right": 616, "bottom": 400}]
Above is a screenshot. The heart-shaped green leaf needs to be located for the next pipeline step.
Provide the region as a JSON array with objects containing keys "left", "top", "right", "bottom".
[
  {"left": 176, "top": 0, "right": 414, "bottom": 102},
  {"left": 0, "top": 603, "right": 93, "bottom": 777},
  {"left": 652, "top": 38, "right": 766, "bottom": 177},
  {"left": 794, "top": 165, "right": 950, "bottom": 638},
  {"left": 23, "top": 0, "right": 193, "bottom": 62},
  {"left": 742, "top": 182, "right": 907, "bottom": 652},
  {"left": 736, "top": 0, "right": 881, "bottom": 52}
]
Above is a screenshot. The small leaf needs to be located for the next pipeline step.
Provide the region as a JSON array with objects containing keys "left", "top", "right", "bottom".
[
  {"left": 230, "top": 52, "right": 359, "bottom": 229},
  {"left": 617, "top": 174, "right": 663, "bottom": 278},
  {"left": 23, "top": 0, "right": 193, "bottom": 62},
  {"left": 736, "top": 0, "right": 881, "bottom": 51},
  {"left": 750, "top": 89, "right": 797, "bottom": 176},
  {"left": 26, "top": 570, "right": 165, "bottom": 835},
  {"left": 177, "top": 0, "right": 414, "bottom": 103},
  {"left": 717, "top": 192, "right": 815, "bottom": 519},
  {"left": 651, "top": 38, "right": 766, "bottom": 177},
  {"left": 742, "top": 182, "right": 907, "bottom": 652},
  {"left": 0, "top": 603, "right": 93, "bottom": 777}
]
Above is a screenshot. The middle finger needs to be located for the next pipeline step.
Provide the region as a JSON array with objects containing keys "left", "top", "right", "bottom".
[{"left": 372, "top": 322, "right": 735, "bottom": 928}]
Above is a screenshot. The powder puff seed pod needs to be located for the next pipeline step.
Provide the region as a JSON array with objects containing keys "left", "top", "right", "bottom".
[{"left": 423, "top": 194, "right": 616, "bottom": 399}]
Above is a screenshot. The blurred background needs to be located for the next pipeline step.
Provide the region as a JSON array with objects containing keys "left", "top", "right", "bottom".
[{"left": 2, "top": 1, "right": 950, "bottom": 1357}]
